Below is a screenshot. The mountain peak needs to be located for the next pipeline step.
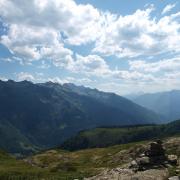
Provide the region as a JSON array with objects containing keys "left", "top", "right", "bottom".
[{"left": 0, "top": 80, "right": 163, "bottom": 154}]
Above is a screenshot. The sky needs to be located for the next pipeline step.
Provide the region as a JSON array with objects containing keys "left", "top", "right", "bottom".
[{"left": 0, "top": 0, "right": 180, "bottom": 95}]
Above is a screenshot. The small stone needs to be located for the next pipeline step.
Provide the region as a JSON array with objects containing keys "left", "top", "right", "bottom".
[
  {"left": 139, "top": 153, "right": 145, "bottom": 157},
  {"left": 176, "top": 169, "right": 180, "bottom": 174},
  {"left": 136, "top": 156, "right": 150, "bottom": 165},
  {"left": 130, "top": 160, "right": 139, "bottom": 170},
  {"left": 131, "top": 160, "right": 138, "bottom": 166},
  {"left": 168, "top": 155, "right": 178, "bottom": 165},
  {"left": 164, "top": 164, "right": 173, "bottom": 168}
]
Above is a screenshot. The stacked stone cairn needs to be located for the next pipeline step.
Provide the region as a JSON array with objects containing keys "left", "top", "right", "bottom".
[{"left": 130, "top": 140, "right": 178, "bottom": 171}]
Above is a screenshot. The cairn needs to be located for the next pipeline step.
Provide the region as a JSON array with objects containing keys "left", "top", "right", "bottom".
[
  {"left": 130, "top": 140, "right": 178, "bottom": 171},
  {"left": 145, "top": 140, "right": 166, "bottom": 164}
]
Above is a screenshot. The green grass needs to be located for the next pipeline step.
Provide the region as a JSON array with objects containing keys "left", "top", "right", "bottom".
[
  {"left": 61, "top": 120, "right": 180, "bottom": 151},
  {"left": 0, "top": 141, "right": 146, "bottom": 179},
  {"left": 61, "top": 125, "right": 162, "bottom": 151},
  {"left": 1, "top": 136, "right": 180, "bottom": 179}
]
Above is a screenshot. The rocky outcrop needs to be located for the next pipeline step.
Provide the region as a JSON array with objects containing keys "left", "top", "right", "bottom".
[
  {"left": 85, "top": 140, "right": 179, "bottom": 180},
  {"left": 130, "top": 140, "right": 178, "bottom": 171}
]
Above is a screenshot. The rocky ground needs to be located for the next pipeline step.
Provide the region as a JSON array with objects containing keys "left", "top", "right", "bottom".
[
  {"left": 19, "top": 137, "right": 180, "bottom": 180},
  {"left": 85, "top": 139, "right": 180, "bottom": 180},
  {"left": 85, "top": 168, "right": 169, "bottom": 180}
]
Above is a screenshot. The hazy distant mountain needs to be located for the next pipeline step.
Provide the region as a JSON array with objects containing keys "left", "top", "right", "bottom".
[
  {"left": 0, "top": 80, "right": 162, "bottom": 153},
  {"left": 132, "top": 90, "right": 180, "bottom": 122},
  {"left": 125, "top": 91, "right": 145, "bottom": 100}
]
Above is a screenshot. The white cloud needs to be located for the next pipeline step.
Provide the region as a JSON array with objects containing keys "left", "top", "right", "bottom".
[
  {"left": 129, "top": 56, "right": 180, "bottom": 73},
  {"left": 70, "top": 54, "right": 110, "bottom": 76},
  {"left": 112, "top": 70, "right": 155, "bottom": 82},
  {"left": 48, "top": 77, "right": 69, "bottom": 84},
  {"left": 162, "top": 3, "right": 176, "bottom": 15},
  {"left": 1, "top": 1, "right": 180, "bottom": 63},
  {"left": 16, "top": 72, "right": 45, "bottom": 82},
  {"left": 93, "top": 7, "right": 180, "bottom": 58},
  {"left": 0, "top": 0, "right": 104, "bottom": 67},
  {"left": 0, "top": 0, "right": 101, "bottom": 45},
  {"left": 48, "top": 76, "right": 94, "bottom": 85},
  {"left": 0, "top": 76, "right": 8, "bottom": 81},
  {"left": 41, "top": 44, "right": 74, "bottom": 69},
  {"left": 16, "top": 72, "right": 35, "bottom": 81},
  {"left": 1, "top": 24, "right": 73, "bottom": 64},
  {"left": 0, "top": 57, "right": 13, "bottom": 62}
]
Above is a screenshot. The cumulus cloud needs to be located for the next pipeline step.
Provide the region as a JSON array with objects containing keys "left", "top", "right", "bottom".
[
  {"left": 0, "top": 76, "right": 8, "bottom": 81},
  {"left": 112, "top": 70, "right": 155, "bottom": 82},
  {"left": 162, "top": 3, "right": 176, "bottom": 15},
  {"left": 0, "top": 0, "right": 101, "bottom": 45},
  {"left": 93, "top": 6, "right": 180, "bottom": 58},
  {"left": 66, "top": 54, "right": 156, "bottom": 83},
  {"left": 1, "top": 1, "right": 180, "bottom": 62},
  {"left": 129, "top": 56, "right": 180, "bottom": 73},
  {"left": 0, "top": 0, "right": 104, "bottom": 67},
  {"left": 16, "top": 72, "right": 45, "bottom": 82},
  {"left": 48, "top": 76, "right": 94, "bottom": 85},
  {"left": 69, "top": 54, "right": 110, "bottom": 76},
  {"left": 16, "top": 72, "right": 35, "bottom": 81},
  {"left": 0, "top": 23, "right": 74, "bottom": 64},
  {"left": 48, "top": 77, "right": 69, "bottom": 84}
]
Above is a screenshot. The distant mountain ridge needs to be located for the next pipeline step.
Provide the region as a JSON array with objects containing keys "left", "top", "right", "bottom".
[
  {"left": 0, "top": 80, "right": 162, "bottom": 154},
  {"left": 131, "top": 90, "right": 180, "bottom": 122}
]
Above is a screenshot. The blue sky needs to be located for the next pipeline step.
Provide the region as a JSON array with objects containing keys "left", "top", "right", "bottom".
[{"left": 0, "top": 0, "right": 180, "bottom": 95}]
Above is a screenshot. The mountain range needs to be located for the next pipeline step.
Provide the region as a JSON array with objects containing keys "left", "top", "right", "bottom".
[
  {"left": 130, "top": 90, "right": 180, "bottom": 122},
  {"left": 0, "top": 80, "right": 162, "bottom": 154}
]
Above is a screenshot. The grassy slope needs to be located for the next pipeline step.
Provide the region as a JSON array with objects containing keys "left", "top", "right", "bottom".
[
  {"left": 60, "top": 125, "right": 163, "bottom": 150},
  {"left": 1, "top": 120, "right": 180, "bottom": 179},
  {"left": 0, "top": 141, "right": 146, "bottom": 180},
  {"left": 1, "top": 136, "right": 180, "bottom": 179}
]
